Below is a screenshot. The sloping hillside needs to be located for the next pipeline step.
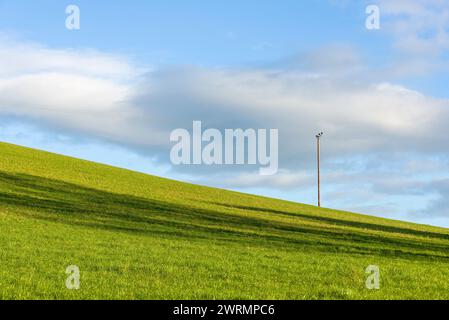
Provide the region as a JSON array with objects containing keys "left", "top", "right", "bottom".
[{"left": 0, "top": 141, "right": 448, "bottom": 299}]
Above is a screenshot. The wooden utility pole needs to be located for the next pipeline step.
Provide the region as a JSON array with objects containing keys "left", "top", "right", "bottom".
[{"left": 316, "top": 132, "right": 323, "bottom": 207}]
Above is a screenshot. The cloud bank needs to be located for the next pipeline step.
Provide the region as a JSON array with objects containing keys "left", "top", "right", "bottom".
[{"left": 1, "top": 0, "right": 449, "bottom": 226}]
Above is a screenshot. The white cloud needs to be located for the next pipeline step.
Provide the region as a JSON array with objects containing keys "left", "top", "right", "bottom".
[
  {"left": 419, "top": 178, "right": 449, "bottom": 218},
  {"left": 0, "top": 34, "right": 140, "bottom": 79},
  {"left": 379, "top": 0, "right": 449, "bottom": 53},
  {"left": 2, "top": 36, "right": 449, "bottom": 168},
  {"left": 208, "top": 170, "right": 313, "bottom": 189},
  {"left": 375, "top": 0, "right": 449, "bottom": 76},
  {"left": 0, "top": 37, "right": 170, "bottom": 150}
]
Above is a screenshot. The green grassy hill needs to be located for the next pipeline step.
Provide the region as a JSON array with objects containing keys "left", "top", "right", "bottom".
[{"left": 0, "top": 141, "right": 448, "bottom": 300}]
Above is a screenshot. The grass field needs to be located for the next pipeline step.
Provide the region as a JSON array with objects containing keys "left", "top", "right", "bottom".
[{"left": 0, "top": 141, "right": 449, "bottom": 300}]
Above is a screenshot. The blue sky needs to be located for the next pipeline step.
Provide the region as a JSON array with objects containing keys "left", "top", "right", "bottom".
[
  {"left": 1, "top": 0, "right": 449, "bottom": 227},
  {"left": 0, "top": 1, "right": 372, "bottom": 63}
]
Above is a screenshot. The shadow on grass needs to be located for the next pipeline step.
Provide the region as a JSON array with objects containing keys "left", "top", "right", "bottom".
[
  {"left": 1, "top": 171, "right": 448, "bottom": 261},
  {"left": 206, "top": 202, "right": 449, "bottom": 241}
]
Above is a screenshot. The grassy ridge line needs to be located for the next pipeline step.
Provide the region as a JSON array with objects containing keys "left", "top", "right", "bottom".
[
  {"left": 0, "top": 141, "right": 445, "bottom": 233},
  {"left": 0, "top": 141, "right": 449, "bottom": 299}
]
